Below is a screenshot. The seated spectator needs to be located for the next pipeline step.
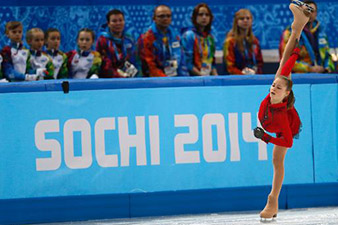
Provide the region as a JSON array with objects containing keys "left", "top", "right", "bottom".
[
  {"left": 223, "top": 9, "right": 263, "bottom": 75},
  {"left": 26, "top": 28, "right": 54, "bottom": 80},
  {"left": 45, "top": 28, "right": 68, "bottom": 79},
  {"left": 138, "top": 5, "right": 188, "bottom": 77},
  {"left": 67, "top": 28, "right": 102, "bottom": 79},
  {"left": 181, "top": 3, "right": 218, "bottom": 76},
  {"left": 96, "top": 9, "right": 138, "bottom": 78},
  {"left": 279, "top": 0, "right": 335, "bottom": 73}
]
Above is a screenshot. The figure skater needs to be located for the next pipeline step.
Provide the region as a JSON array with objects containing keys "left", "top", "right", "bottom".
[{"left": 253, "top": 0, "right": 314, "bottom": 219}]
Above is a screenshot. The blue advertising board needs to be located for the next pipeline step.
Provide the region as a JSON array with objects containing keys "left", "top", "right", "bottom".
[{"left": 0, "top": 84, "right": 313, "bottom": 199}]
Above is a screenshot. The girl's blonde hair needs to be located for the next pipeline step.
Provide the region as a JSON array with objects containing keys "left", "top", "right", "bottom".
[
  {"left": 227, "top": 9, "right": 255, "bottom": 53},
  {"left": 26, "top": 28, "right": 44, "bottom": 42}
]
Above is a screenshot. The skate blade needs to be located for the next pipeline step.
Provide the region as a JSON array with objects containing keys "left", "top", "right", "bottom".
[
  {"left": 291, "top": 0, "right": 314, "bottom": 14},
  {"left": 260, "top": 214, "right": 277, "bottom": 223}
]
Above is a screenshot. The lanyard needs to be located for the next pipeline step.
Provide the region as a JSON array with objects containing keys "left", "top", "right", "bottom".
[
  {"left": 243, "top": 39, "right": 256, "bottom": 67},
  {"left": 198, "top": 34, "right": 211, "bottom": 60},
  {"left": 162, "top": 35, "right": 172, "bottom": 60}
]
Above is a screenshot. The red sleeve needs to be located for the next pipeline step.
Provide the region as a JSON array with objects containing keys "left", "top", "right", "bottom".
[
  {"left": 280, "top": 47, "right": 300, "bottom": 77},
  {"left": 265, "top": 113, "right": 293, "bottom": 148}
]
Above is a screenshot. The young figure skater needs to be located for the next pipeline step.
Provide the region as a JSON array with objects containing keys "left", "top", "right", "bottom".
[
  {"left": 26, "top": 28, "right": 54, "bottom": 80},
  {"left": 253, "top": 0, "right": 313, "bottom": 219},
  {"left": 67, "top": 28, "right": 102, "bottom": 79},
  {"left": 45, "top": 28, "right": 68, "bottom": 79}
]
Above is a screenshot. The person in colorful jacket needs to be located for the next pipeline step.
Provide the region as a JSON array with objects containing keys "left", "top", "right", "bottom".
[
  {"left": 67, "top": 28, "right": 102, "bottom": 79},
  {"left": 1, "top": 21, "right": 35, "bottom": 81},
  {"left": 223, "top": 9, "right": 263, "bottom": 75},
  {"left": 279, "top": 0, "right": 334, "bottom": 73},
  {"left": 139, "top": 5, "right": 188, "bottom": 77},
  {"left": 181, "top": 3, "right": 218, "bottom": 76},
  {"left": 45, "top": 28, "right": 68, "bottom": 79},
  {"left": 96, "top": 9, "right": 138, "bottom": 78},
  {"left": 25, "top": 28, "right": 54, "bottom": 80}
]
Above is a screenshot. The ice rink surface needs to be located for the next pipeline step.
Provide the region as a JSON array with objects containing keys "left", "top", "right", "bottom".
[{"left": 36, "top": 207, "right": 338, "bottom": 225}]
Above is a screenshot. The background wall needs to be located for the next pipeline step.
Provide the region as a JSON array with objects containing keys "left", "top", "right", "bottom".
[{"left": 0, "top": 0, "right": 337, "bottom": 52}]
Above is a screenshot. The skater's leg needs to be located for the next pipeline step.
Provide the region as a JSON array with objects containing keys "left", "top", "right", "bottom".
[
  {"left": 270, "top": 145, "right": 288, "bottom": 198},
  {"left": 260, "top": 145, "right": 288, "bottom": 219},
  {"left": 276, "top": 1, "right": 311, "bottom": 77}
]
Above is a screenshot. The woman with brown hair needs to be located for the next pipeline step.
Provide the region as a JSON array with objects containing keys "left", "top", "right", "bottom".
[{"left": 181, "top": 3, "right": 218, "bottom": 76}]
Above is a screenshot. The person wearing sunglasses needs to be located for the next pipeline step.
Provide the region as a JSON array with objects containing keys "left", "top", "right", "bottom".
[
  {"left": 138, "top": 5, "right": 188, "bottom": 77},
  {"left": 181, "top": 3, "right": 218, "bottom": 76},
  {"left": 223, "top": 9, "right": 263, "bottom": 75}
]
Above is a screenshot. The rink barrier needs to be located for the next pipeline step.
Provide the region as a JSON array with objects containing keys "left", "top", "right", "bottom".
[
  {"left": 0, "top": 74, "right": 337, "bottom": 225},
  {"left": 0, "top": 183, "right": 337, "bottom": 224}
]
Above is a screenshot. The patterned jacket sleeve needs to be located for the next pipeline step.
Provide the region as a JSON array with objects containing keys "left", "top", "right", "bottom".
[
  {"left": 223, "top": 37, "right": 243, "bottom": 75},
  {"left": 254, "top": 38, "right": 264, "bottom": 74},
  {"left": 57, "top": 53, "right": 69, "bottom": 79},
  {"left": 88, "top": 51, "right": 102, "bottom": 78},
  {"left": 181, "top": 30, "right": 195, "bottom": 72},
  {"left": 142, "top": 32, "right": 166, "bottom": 77},
  {"left": 96, "top": 35, "right": 119, "bottom": 78},
  {"left": 44, "top": 55, "right": 55, "bottom": 80},
  {"left": 1, "top": 46, "right": 26, "bottom": 81}
]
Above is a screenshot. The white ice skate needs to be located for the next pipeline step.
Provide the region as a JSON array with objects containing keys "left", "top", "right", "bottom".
[{"left": 291, "top": 0, "right": 314, "bottom": 15}]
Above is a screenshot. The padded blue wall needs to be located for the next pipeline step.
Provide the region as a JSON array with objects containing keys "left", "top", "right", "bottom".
[
  {"left": 0, "top": 74, "right": 337, "bottom": 225},
  {"left": 0, "top": 0, "right": 337, "bottom": 51}
]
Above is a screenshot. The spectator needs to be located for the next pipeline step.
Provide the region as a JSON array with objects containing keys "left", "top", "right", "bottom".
[
  {"left": 96, "top": 9, "right": 138, "bottom": 78},
  {"left": 45, "top": 28, "right": 68, "bottom": 79},
  {"left": 25, "top": 28, "right": 54, "bottom": 80},
  {"left": 67, "top": 28, "right": 102, "bottom": 79},
  {"left": 223, "top": 9, "right": 263, "bottom": 75},
  {"left": 1, "top": 21, "right": 32, "bottom": 81},
  {"left": 138, "top": 5, "right": 188, "bottom": 77},
  {"left": 279, "top": 0, "right": 335, "bottom": 73},
  {"left": 181, "top": 3, "right": 218, "bottom": 76}
]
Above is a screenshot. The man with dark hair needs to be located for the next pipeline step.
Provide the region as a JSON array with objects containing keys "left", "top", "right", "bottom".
[
  {"left": 96, "top": 9, "right": 138, "bottom": 78},
  {"left": 279, "top": 0, "right": 334, "bottom": 73},
  {"left": 138, "top": 5, "right": 188, "bottom": 77}
]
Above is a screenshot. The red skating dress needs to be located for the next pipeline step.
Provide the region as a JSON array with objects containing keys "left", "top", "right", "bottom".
[{"left": 258, "top": 48, "right": 301, "bottom": 148}]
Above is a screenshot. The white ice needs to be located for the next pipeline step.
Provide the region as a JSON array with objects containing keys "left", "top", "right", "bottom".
[{"left": 35, "top": 207, "right": 338, "bottom": 225}]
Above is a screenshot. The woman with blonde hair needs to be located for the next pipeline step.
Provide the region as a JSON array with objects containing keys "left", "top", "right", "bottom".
[{"left": 223, "top": 9, "right": 263, "bottom": 75}]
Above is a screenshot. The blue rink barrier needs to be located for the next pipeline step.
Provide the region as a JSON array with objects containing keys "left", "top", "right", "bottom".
[{"left": 0, "top": 74, "right": 337, "bottom": 224}]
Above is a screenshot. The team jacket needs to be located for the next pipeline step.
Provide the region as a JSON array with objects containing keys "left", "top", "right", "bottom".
[
  {"left": 67, "top": 50, "right": 102, "bottom": 79},
  {"left": 1, "top": 42, "right": 30, "bottom": 81},
  {"left": 46, "top": 50, "right": 68, "bottom": 79},
  {"left": 181, "top": 27, "right": 216, "bottom": 75},
  {"left": 96, "top": 26, "right": 136, "bottom": 78},
  {"left": 279, "top": 20, "right": 335, "bottom": 73},
  {"left": 0, "top": 54, "right": 3, "bottom": 80},
  {"left": 27, "top": 50, "right": 54, "bottom": 80},
  {"left": 223, "top": 35, "right": 263, "bottom": 75},
  {"left": 258, "top": 94, "right": 301, "bottom": 148},
  {"left": 139, "top": 23, "right": 188, "bottom": 77}
]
